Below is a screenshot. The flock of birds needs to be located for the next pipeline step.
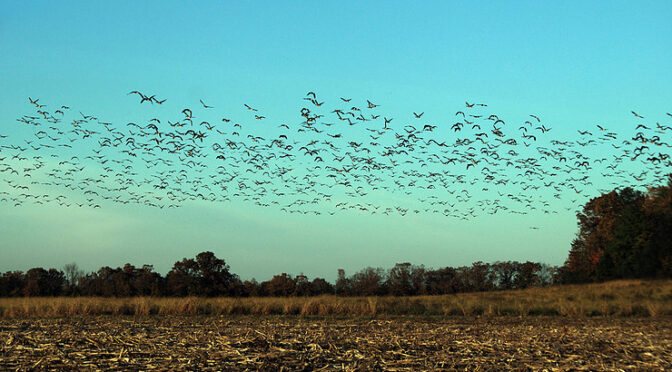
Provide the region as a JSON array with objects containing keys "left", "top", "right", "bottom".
[{"left": 1, "top": 92, "right": 670, "bottom": 223}]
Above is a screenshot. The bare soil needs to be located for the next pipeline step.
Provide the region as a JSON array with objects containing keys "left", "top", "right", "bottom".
[{"left": 1, "top": 316, "right": 670, "bottom": 371}]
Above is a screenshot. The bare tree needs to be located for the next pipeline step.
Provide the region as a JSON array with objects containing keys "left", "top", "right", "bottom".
[{"left": 63, "top": 262, "right": 84, "bottom": 287}]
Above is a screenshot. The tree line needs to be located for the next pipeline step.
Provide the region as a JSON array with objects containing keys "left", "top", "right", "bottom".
[
  {"left": 2, "top": 176, "right": 670, "bottom": 297},
  {"left": 0, "top": 252, "right": 556, "bottom": 297}
]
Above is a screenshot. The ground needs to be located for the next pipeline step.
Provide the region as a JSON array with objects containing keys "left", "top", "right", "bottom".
[{"left": 1, "top": 316, "right": 670, "bottom": 371}]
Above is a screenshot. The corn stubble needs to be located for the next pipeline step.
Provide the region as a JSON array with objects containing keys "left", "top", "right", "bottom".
[
  {"left": 1, "top": 280, "right": 671, "bottom": 370},
  {"left": 1, "top": 316, "right": 671, "bottom": 371}
]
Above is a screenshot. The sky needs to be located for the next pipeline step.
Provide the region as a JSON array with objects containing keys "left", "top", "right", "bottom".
[{"left": 1, "top": 1, "right": 671, "bottom": 282}]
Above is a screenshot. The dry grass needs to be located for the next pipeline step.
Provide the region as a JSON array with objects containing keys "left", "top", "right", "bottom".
[{"left": 1, "top": 279, "right": 671, "bottom": 318}]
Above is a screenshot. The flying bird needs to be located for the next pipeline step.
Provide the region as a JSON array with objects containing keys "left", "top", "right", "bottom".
[{"left": 200, "top": 99, "right": 213, "bottom": 109}]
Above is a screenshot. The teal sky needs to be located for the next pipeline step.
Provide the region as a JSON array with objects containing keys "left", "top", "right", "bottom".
[{"left": 1, "top": 1, "right": 671, "bottom": 281}]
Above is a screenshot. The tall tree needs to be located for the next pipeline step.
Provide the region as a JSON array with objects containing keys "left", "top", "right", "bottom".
[
  {"left": 559, "top": 176, "right": 672, "bottom": 283},
  {"left": 350, "top": 267, "right": 386, "bottom": 296},
  {"left": 166, "top": 251, "right": 238, "bottom": 296},
  {"left": 63, "top": 263, "right": 84, "bottom": 288}
]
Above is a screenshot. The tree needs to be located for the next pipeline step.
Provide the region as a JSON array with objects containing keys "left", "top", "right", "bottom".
[
  {"left": 462, "top": 262, "right": 493, "bottom": 292},
  {"left": 559, "top": 176, "right": 672, "bottom": 283},
  {"left": 514, "top": 261, "right": 541, "bottom": 289},
  {"left": 0, "top": 271, "right": 25, "bottom": 297},
  {"left": 425, "top": 267, "right": 460, "bottom": 295},
  {"left": 310, "top": 277, "right": 334, "bottom": 295},
  {"left": 560, "top": 188, "right": 645, "bottom": 282},
  {"left": 194, "top": 251, "right": 237, "bottom": 296},
  {"left": 643, "top": 175, "right": 672, "bottom": 276},
  {"left": 23, "top": 268, "right": 65, "bottom": 296},
  {"left": 166, "top": 251, "right": 238, "bottom": 296},
  {"left": 350, "top": 267, "right": 386, "bottom": 296},
  {"left": 490, "top": 261, "right": 518, "bottom": 290},
  {"left": 537, "top": 264, "right": 557, "bottom": 287},
  {"left": 132, "top": 265, "right": 165, "bottom": 296},
  {"left": 387, "top": 263, "right": 426, "bottom": 296},
  {"left": 166, "top": 258, "right": 200, "bottom": 296},
  {"left": 63, "top": 263, "right": 84, "bottom": 288},
  {"left": 294, "top": 274, "right": 311, "bottom": 296},
  {"left": 242, "top": 279, "right": 261, "bottom": 297},
  {"left": 335, "top": 269, "right": 351, "bottom": 296},
  {"left": 262, "top": 273, "right": 296, "bottom": 296}
]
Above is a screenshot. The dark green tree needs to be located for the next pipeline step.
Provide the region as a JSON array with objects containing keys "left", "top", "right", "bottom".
[
  {"left": 166, "top": 251, "right": 238, "bottom": 296},
  {"left": 23, "top": 268, "right": 65, "bottom": 296},
  {"left": 559, "top": 176, "right": 672, "bottom": 283},
  {"left": 0, "top": 271, "right": 25, "bottom": 297}
]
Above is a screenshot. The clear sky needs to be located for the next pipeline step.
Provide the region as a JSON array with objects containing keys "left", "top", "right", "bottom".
[{"left": 1, "top": 1, "right": 671, "bottom": 281}]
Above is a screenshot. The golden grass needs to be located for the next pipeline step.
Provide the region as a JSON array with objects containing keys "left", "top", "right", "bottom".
[{"left": 1, "top": 279, "right": 671, "bottom": 318}]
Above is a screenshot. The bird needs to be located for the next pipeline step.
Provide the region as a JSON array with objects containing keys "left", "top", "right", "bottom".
[
  {"left": 383, "top": 117, "right": 392, "bottom": 130},
  {"left": 128, "top": 91, "right": 155, "bottom": 104},
  {"left": 200, "top": 99, "right": 213, "bottom": 109},
  {"left": 7, "top": 90, "right": 667, "bottom": 224}
]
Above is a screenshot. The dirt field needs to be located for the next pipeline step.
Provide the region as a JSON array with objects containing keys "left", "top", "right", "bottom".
[{"left": 1, "top": 316, "right": 670, "bottom": 371}]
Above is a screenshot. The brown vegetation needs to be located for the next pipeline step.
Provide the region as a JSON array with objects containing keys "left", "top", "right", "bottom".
[
  {"left": 1, "top": 279, "right": 670, "bottom": 318},
  {"left": 1, "top": 316, "right": 670, "bottom": 370}
]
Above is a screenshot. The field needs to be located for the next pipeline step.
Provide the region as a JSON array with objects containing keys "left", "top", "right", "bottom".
[
  {"left": 1, "top": 316, "right": 671, "bottom": 370},
  {"left": 1, "top": 280, "right": 671, "bottom": 370},
  {"left": 1, "top": 279, "right": 671, "bottom": 317}
]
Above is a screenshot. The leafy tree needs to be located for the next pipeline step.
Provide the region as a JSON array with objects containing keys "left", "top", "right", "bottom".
[
  {"left": 0, "top": 271, "right": 25, "bottom": 297},
  {"left": 294, "top": 274, "right": 312, "bottom": 296},
  {"left": 23, "top": 268, "right": 65, "bottom": 296},
  {"left": 262, "top": 273, "right": 296, "bottom": 296},
  {"left": 461, "top": 262, "right": 493, "bottom": 292},
  {"left": 387, "top": 263, "right": 426, "bottom": 296},
  {"left": 166, "top": 258, "right": 200, "bottom": 296},
  {"left": 310, "top": 277, "right": 334, "bottom": 295},
  {"left": 166, "top": 251, "right": 238, "bottom": 296},
  {"left": 514, "top": 261, "right": 541, "bottom": 289},
  {"left": 425, "top": 267, "right": 460, "bottom": 295},
  {"left": 559, "top": 176, "right": 672, "bottom": 283},
  {"left": 642, "top": 175, "right": 672, "bottom": 276},
  {"left": 242, "top": 279, "right": 261, "bottom": 297},
  {"left": 335, "top": 268, "right": 351, "bottom": 296},
  {"left": 490, "top": 261, "right": 518, "bottom": 290},
  {"left": 132, "top": 265, "right": 165, "bottom": 296},
  {"left": 350, "top": 267, "right": 386, "bottom": 296}
]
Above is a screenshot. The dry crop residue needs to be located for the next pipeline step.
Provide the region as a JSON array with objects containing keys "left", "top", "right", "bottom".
[{"left": 1, "top": 316, "right": 670, "bottom": 371}]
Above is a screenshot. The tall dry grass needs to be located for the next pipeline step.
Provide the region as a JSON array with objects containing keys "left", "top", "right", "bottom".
[{"left": 1, "top": 279, "right": 670, "bottom": 318}]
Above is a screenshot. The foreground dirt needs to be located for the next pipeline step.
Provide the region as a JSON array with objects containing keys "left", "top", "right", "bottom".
[{"left": 1, "top": 316, "right": 670, "bottom": 371}]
